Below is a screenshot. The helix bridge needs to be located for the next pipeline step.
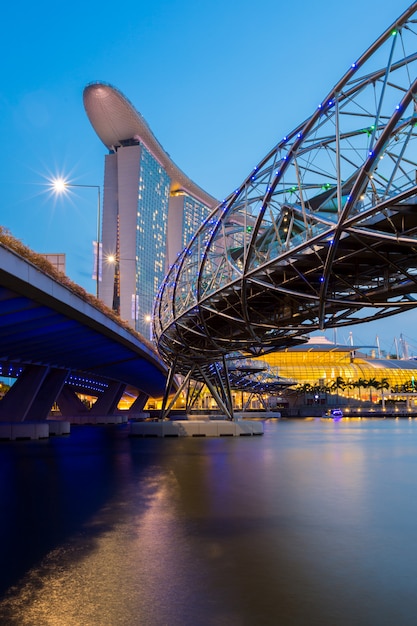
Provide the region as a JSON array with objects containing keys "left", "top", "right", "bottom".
[{"left": 154, "top": 3, "right": 417, "bottom": 419}]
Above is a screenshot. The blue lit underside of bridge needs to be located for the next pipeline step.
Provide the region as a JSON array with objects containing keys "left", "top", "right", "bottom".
[{"left": 0, "top": 244, "right": 169, "bottom": 422}]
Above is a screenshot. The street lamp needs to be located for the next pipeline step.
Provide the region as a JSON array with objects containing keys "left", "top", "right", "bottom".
[
  {"left": 106, "top": 254, "right": 152, "bottom": 337},
  {"left": 107, "top": 254, "right": 140, "bottom": 322},
  {"left": 106, "top": 253, "right": 120, "bottom": 315},
  {"left": 144, "top": 314, "right": 153, "bottom": 342},
  {"left": 51, "top": 178, "right": 101, "bottom": 298}
]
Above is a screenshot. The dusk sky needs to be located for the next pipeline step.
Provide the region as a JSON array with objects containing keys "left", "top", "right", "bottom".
[{"left": 2, "top": 0, "right": 416, "bottom": 356}]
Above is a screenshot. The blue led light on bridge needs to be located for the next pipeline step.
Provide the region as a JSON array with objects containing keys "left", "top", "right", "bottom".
[
  {"left": 153, "top": 4, "right": 417, "bottom": 422},
  {"left": 67, "top": 374, "right": 109, "bottom": 393}
]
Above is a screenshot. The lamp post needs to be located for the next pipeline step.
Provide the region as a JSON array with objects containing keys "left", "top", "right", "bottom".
[
  {"left": 106, "top": 254, "right": 141, "bottom": 323},
  {"left": 106, "top": 255, "right": 152, "bottom": 337},
  {"left": 107, "top": 254, "right": 120, "bottom": 315},
  {"left": 144, "top": 314, "right": 153, "bottom": 342},
  {"left": 51, "top": 178, "right": 101, "bottom": 298}
]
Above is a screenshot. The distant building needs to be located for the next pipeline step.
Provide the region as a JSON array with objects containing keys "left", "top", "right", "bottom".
[
  {"left": 41, "top": 253, "right": 66, "bottom": 275},
  {"left": 83, "top": 83, "right": 217, "bottom": 336},
  {"left": 262, "top": 336, "right": 417, "bottom": 403}
]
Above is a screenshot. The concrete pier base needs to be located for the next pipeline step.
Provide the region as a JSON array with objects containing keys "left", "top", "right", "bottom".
[
  {"left": 47, "top": 420, "right": 71, "bottom": 435},
  {"left": 128, "top": 412, "right": 151, "bottom": 421},
  {"left": 68, "top": 415, "right": 128, "bottom": 425},
  {"left": 130, "top": 419, "right": 264, "bottom": 438},
  {"left": 0, "top": 422, "right": 49, "bottom": 441}
]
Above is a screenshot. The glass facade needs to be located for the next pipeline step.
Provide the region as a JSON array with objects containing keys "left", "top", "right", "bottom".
[
  {"left": 182, "top": 195, "right": 211, "bottom": 250},
  {"left": 261, "top": 346, "right": 417, "bottom": 402},
  {"left": 136, "top": 146, "right": 170, "bottom": 336}
]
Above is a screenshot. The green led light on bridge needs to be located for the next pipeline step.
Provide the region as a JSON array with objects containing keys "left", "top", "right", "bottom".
[{"left": 153, "top": 5, "right": 417, "bottom": 423}]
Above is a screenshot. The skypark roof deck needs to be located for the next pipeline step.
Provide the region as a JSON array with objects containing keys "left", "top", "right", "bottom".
[{"left": 83, "top": 82, "right": 217, "bottom": 209}]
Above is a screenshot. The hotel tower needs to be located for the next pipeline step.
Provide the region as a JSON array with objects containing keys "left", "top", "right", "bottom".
[{"left": 83, "top": 83, "right": 217, "bottom": 337}]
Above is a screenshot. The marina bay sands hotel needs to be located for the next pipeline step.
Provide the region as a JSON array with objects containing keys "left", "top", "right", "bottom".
[{"left": 83, "top": 82, "right": 217, "bottom": 336}]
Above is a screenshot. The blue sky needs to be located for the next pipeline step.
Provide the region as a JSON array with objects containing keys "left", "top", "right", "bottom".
[{"left": 1, "top": 0, "right": 416, "bottom": 355}]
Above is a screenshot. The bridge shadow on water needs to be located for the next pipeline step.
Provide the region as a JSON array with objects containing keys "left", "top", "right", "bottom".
[{"left": 0, "top": 424, "right": 163, "bottom": 599}]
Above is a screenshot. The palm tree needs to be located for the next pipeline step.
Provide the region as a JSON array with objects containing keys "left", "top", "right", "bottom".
[
  {"left": 295, "top": 382, "right": 312, "bottom": 395},
  {"left": 293, "top": 383, "right": 312, "bottom": 405},
  {"left": 345, "top": 379, "right": 355, "bottom": 399},
  {"left": 354, "top": 378, "right": 368, "bottom": 401},
  {"left": 367, "top": 377, "right": 380, "bottom": 403},
  {"left": 377, "top": 377, "right": 390, "bottom": 408},
  {"left": 331, "top": 376, "right": 345, "bottom": 404},
  {"left": 377, "top": 377, "right": 390, "bottom": 392}
]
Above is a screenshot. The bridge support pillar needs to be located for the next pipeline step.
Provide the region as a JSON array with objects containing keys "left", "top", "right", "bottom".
[
  {"left": 0, "top": 365, "right": 65, "bottom": 422},
  {"left": 90, "top": 381, "right": 126, "bottom": 415},
  {"left": 128, "top": 392, "right": 149, "bottom": 414},
  {"left": 25, "top": 369, "right": 68, "bottom": 421},
  {"left": 57, "top": 382, "right": 126, "bottom": 422},
  {"left": 56, "top": 386, "right": 90, "bottom": 417},
  {"left": 90, "top": 381, "right": 126, "bottom": 416}
]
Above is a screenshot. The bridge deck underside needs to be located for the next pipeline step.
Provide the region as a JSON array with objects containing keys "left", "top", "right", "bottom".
[
  {"left": 0, "top": 280, "right": 167, "bottom": 399},
  {"left": 161, "top": 200, "right": 417, "bottom": 370}
]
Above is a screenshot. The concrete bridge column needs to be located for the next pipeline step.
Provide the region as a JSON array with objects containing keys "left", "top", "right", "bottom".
[
  {"left": 25, "top": 369, "right": 68, "bottom": 421},
  {"left": 0, "top": 365, "right": 58, "bottom": 422},
  {"left": 56, "top": 386, "right": 90, "bottom": 417},
  {"left": 128, "top": 392, "right": 149, "bottom": 413},
  {"left": 89, "top": 381, "right": 126, "bottom": 416}
]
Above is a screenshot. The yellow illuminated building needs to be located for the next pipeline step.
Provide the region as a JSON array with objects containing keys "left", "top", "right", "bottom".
[
  {"left": 261, "top": 336, "right": 417, "bottom": 407},
  {"left": 140, "top": 336, "right": 417, "bottom": 414}
]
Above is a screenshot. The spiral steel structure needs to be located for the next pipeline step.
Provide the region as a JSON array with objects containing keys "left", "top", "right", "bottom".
[{"left": 155, "top": 3, "right": 417, "bottom": 377}]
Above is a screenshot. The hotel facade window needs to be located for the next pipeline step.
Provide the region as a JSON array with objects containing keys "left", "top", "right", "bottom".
[{"left": 136, "top": 147, "right": 170, "bottom": 334}]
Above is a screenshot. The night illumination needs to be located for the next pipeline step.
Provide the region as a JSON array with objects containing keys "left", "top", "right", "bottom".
[
  {"left": 139, "top": 4, "right": 417, "bottom": 422},
  {"left": 152, "top": 3, "right": 417, "bottom": 415}
]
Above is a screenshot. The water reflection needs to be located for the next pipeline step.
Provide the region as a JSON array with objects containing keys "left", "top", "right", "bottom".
[{"left": 1, "top": 420, "right": 417, "bottom": 624}]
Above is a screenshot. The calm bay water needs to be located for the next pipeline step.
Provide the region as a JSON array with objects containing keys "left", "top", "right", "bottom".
[{"left": 1, "top": 418, "right": 417, "bottom": 625}]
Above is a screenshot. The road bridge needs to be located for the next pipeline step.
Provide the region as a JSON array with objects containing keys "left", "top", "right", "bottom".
[{"left": 0, "top": 243, "right": 169, "bottom": 430}]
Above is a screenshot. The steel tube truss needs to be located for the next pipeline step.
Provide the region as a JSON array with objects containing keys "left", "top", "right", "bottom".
[{"left": 154, "top": 4, "right": 417, "bottom": 395}]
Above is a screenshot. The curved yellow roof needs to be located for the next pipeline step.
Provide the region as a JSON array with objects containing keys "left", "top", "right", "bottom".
[{"left": 83, "top": 82, "right": 218, "bottom": 209}]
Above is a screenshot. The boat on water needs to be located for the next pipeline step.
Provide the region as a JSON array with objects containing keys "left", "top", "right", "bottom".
[{"left": 322, "top": 408, "right": 343, "bottom": 419}]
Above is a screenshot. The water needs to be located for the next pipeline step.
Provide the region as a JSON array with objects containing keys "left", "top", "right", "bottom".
[{"left": 1, "top": 418, "right": 417, "bottom": 625}]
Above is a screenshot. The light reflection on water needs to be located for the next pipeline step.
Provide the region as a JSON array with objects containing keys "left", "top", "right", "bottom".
[{"left": 1, "top": 419, "right": 417, "bottom": 624}]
